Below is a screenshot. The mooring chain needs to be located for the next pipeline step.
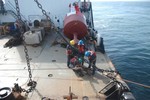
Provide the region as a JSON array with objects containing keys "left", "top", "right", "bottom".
[
  {"left": 14, "top": 0, "right": 26, "bottom": 27},
  {"left": 33, "top": 0, "right": 58, "bottom": 31},
  {"left": 24, "top": 45, "right": 32, "bottom": 83},
  {"left": 34, "top": 0, "right": 50, "bottom": 20},
  {"left": 33, "top": 0, "right": 72, "bottom": 47},
  {"left": 100, "top": 69, "right": 119, "bottom": 74},
  {"left": 14, "top": 0, "right": 36, "bottom": 93},
  {"left": 14, "top": 0, "right": 21, "bottom": 21},
  {"left": 84, "top": 59, "right": 119, "bottom": 74}
]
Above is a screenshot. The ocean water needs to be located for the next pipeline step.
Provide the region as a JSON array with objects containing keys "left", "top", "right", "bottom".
[{"left": 92, "top": 1, "right": 150, "bottom": 100}]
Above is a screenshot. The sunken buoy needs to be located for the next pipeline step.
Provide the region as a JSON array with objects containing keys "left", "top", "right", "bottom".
[{"left": 63, "top": 13, "right": 88, "bottom": 40}]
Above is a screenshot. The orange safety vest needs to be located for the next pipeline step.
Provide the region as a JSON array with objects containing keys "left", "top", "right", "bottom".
[{"left": 78, "top": 45, "right": 85, "bottom": 53}]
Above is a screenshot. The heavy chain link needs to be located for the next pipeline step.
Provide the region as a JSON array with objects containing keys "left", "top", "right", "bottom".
[
  {"left": 34, "top": 0, "right": 51, "bottom": 23},
  {"left": 34, "top": 0, "right": 50, "bottom": 20},
  {"left": 14, "top": 0, "right": 25, "bottom": 26},
  {"left": 33, "top": 0, "right": 73, "bottom": 46},
  {"left": 33, "top": 0, "right": 57, "bottom": 30},
  {"left": 14, "top": 0, "right": 33, "bottom": 87},
  {"left": 24, "top": 43, "right": 32, "bottom": 83},
  {"left": 14, "top": 0, "right": 21, "bottom": 21}
]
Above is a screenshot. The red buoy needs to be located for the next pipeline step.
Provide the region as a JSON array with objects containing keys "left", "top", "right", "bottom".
[{"left": 63, "top": 13, "right": 87, "bottom": 40}]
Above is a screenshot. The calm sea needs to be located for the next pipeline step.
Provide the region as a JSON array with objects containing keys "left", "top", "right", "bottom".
[{"left": 92, "top": 1, "right": 150, "bottom": 100}]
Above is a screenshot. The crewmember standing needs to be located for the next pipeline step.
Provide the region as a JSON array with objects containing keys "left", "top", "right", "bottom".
[
  {"left": 85, "top": 50, "right": 96, "bottom": 75},
  {"left": 66, "top": 40, "right": 75, "bottom": 67},
  {"left": 77, "top": 40, "right": 85, "bottom": 65}
]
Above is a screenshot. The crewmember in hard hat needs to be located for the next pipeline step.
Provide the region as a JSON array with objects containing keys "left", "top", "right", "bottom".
[
  {"left": 70, "top": 56, "right": 84, "bottom": 77},
  {"left": 71, "top": 40, "right": 76, "bottom": 46},
  {"left": 70, "top": 56, "right": 78, "bottom": 67},
  {"left": 66, "top": 40, "right": 74, "bottom": 67},
  {"left": 85, "top": 50, "right": 96, "bottom": 75},
  {"left": 66, "top": 40, "right": 78, "bottom": 67},
  {"left": 77, "top": 40, "right": 85, "bottom": 65}
]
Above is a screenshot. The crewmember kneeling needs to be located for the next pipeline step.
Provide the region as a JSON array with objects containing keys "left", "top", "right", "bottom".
[
  {"left": 70, "top": 56, "right": 84, "bottom": 77},
  {"left": 85, "top": 50, "right": 96, "bottom": 75},
  {"left": 77, "top": 40, "right": 85, "bottom": 65}
]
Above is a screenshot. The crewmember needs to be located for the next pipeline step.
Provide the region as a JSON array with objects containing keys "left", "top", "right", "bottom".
[
  {"left": 4, "top": 22, "right": 21, "bottom": 38},
  {"left": 70, "top": 56, "right": 83, "bottom": 68},
  {"left": 70, "top": 56, "right": 84, "bottom": 77},
  {"left": 85, "top": 50, "right": 96, "bottom": 75},
  {"left": 77, "top": 40, "right": 85, "bottom": 65},
  {"left": 66, "top": 40, "right": 75, "bottom": 67},
  {"left": 70, "top": 56, "right": 78, "bottom": 68}
]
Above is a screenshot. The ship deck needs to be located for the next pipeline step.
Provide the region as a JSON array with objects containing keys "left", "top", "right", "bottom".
[{"left": 0, "top": 30, "right": 120, "bottom": 100}]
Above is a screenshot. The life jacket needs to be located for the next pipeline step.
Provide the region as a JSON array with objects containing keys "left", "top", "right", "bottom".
[
  {"left": 70, "top": 57, "right": 77, "bottom": 63},
  {"left": 66, "top": 47, "right": 74, "bottom": 55},
  {"left": 66, "top": 45, "right": 74, "bottom": 56},
  {"left": 70, "top": 56, "right": 79, "bottom": 67},
  {"left": 88, "top": 51, "right": 96, "bottom": 60}
]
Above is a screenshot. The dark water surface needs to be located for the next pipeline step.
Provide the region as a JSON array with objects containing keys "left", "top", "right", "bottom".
[{"left": 92, "top": 1, "right": 150, "bottom": 100}]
